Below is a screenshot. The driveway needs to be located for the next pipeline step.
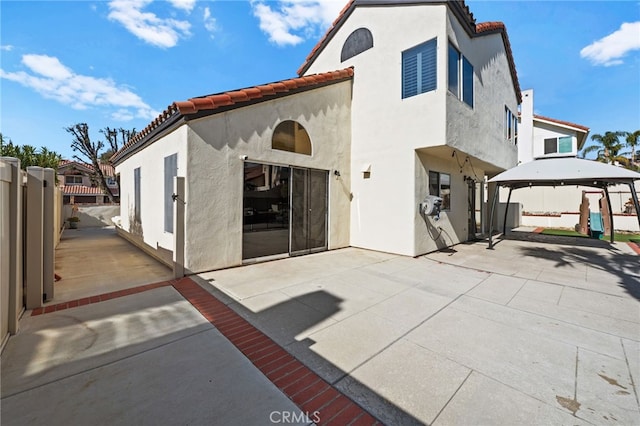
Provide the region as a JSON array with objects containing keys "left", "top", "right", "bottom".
[{"left": 197, "top": 236, "right": 640, "bottom": 425}]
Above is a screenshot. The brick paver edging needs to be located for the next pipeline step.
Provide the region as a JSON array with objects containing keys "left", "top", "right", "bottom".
[
  {"left": 628, "top": 241, "right": 640, "bottom": 255},
  {"left": 30, "top": 277, "right": 379, "bottom": 425}
]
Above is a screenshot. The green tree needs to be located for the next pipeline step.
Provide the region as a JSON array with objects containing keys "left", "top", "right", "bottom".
[
  {"left": 0, "top": 133, "right": 62, "bottom": 170},
  {"left": 580, "top": 131, "right": 626, "bottom": 164},
  {"left": 625, "top": 130, "right": 640, "bottom": 168}
]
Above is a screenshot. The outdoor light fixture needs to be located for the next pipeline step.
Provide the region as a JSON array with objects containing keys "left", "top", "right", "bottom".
[{"left": 334, "top": 170, "right": 341, "bottom": 177}]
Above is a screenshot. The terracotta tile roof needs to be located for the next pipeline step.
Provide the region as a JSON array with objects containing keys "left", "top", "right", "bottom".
[
  {"left": 111, "top": 68, "right": 354, "bottom": 165},
  {"left": 533, "top": 114, "right": 590, "bottom": 133},
  {"left": 58, "top": 159, "right": 115, "bottom": 177},
  {"left": 61, "top": 185, "right": 116, "bottom": 196},
  {"left": 296, "top": 1, "right": 521, "bottom": 103}
]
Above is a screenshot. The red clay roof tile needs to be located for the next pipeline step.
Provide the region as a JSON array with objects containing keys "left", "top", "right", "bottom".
[
  {"left": 111, "top": 68, "right": 354, "bottom": 165},
  {"left": 533, "top": 114, "right": 590, "bottom": 132}
]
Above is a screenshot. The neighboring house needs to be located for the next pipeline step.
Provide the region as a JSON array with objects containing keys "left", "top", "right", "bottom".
[
  {"left": 57, "top": 159, "right": 119, "bottom": 204},
  {"left": 504, "top": 89, "right": 639, "bottom": 231},
  {"left": 111, "top": 0, "right": 521, "bottom": 273},
  {"left": 517, "top": 89, "right": 590, "bottom": 164}
]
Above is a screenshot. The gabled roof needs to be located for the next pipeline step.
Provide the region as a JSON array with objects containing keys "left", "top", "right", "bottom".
[
  {"left": 296, "top": 0, "right": 521, "bottom": 103},
  {"left": 61, "top": 185, "right": 117, "bottom": 196},
  {"left": 58, "top": 159, "right": 115, "bottom": 177},
  {"left": 111, "top": 68, "right": 354, "bottom": 165},
  {"left": 533, "top": 114, "right": 590, "bottom": 149}
]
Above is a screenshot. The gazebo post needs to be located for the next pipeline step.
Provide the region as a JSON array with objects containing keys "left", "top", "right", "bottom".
[
  {"left": 488, "top": 184, "right": 500, "bottom": 249},
  {"left": 603, "top": 185, "right": 614, "bottom": 243},
  {"left": 629, "top": 182, "right": 640, "bottom": 230},
  {"left": 503, "top": 187, "right": 513, "bottom": 236}
]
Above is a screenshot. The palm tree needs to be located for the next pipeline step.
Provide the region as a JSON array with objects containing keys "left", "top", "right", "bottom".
[
  {"left": 581, "top": 131, "right": 626, "bottom": 164},
  {"left": 626, "top": 130, "right": 640, "bottom": 167}
]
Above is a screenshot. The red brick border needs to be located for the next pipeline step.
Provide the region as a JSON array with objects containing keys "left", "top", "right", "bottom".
[
  {"left": 29, "top": 277, "right": 380, "bottom": 425},
  {"left": 31, "top": 281, "right": 171, "bottom": 316},
  {"left": 172, "top": 277, "right": 379, "bottom": 425},
  {"left": 628, "top": 242, "right": 640, "bottom": 255}
]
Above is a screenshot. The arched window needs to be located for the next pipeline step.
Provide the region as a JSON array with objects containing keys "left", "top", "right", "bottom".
[
  {"left": 272, "top": 120, "right": 312, "bottom": 155},
  {"left": 341, "top": 28, "right": 373, "bottom": 62}
]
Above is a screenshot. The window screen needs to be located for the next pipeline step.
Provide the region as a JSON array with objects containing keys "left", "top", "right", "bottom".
[{"left": 402, "top": 39, "right": 437, "bottom": 99}]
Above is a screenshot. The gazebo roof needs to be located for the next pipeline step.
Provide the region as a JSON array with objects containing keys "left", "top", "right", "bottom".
[{"left": 489, "top": 157, "right": 640, "bottom": 189}]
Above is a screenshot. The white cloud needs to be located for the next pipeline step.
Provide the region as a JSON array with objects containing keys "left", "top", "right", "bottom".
[
  {"left": 0, "top": 54, "right": 158, "bottom": 121},
  {"left": 1, "top": 45, "right": 14, "bottom": 51},
  {"left": 108, "top": 0, "right": 192, "bottom": 48},
  {"left": 203, "top": 6, "right": 217, "bottom": 35},
  {"left": 580, "top": 21, "right": 640, "bottom": 66},
  {"left": 168, "top": 0, "right": 196, "bottom": 13},
  {"left": 251, "top": 0, "right": 345, "bottom": 46}
]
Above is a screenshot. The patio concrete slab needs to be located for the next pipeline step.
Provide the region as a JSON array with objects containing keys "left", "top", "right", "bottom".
[
  {"left": 365, "top": 287, "right": 452, "bottom": 326},
  {"left": 559, "top": 286, "right": 640, "bottom": 324},
  {"left": 1, "top": 287, "right": 307, "bottom": 426},
  {"left": 339, "top": 339, "right": 471, "bottom": 425},
  {"left": 466, "top": 273, "right": 527, "bottom": 305},
  {"left": 434, "top": 372, "right": 588, "bottom": 426},
  {"left": 453, "top": 295, "right": 627, "bottom": 360},
  {"left": 405, "top": 307, "right": 577, "bottom": 406},
  {"left": 575, "top": 348, "right": 639, "bottom": 425},
  {"left": 621, "top": 338, "right": 640, "bottom": 399},
  {"left": 508, "top": 295, "right": 640, "bottom": 341},
  {"left": 298, "top": 310, "right": 412, "bottom": 380},
  {"left": 229, "top": 290, "right": 339, "bottom": 346},
  {"left": 201, "top": 238, "right": 639, "bottom": 424}
]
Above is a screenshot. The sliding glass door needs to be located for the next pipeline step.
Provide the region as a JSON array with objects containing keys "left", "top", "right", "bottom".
[
  {"left": 242, "top": 163, "right": 327, "bottom": 260},
  {"left": 290, "top": 168, "right": 328, "bottom": 255}
]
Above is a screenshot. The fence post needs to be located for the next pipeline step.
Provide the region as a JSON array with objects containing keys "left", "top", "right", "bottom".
[
  {"left": 43, "top": 168, "right": 55, "bottom": 301},
  {"left": 173, "top": 176, "right": 185, "bottom": 278},
  {"left": 25, "top": 166, "right": 44, "bottom": 309},
  {"left": 1, "top": 158, "right": 23, "bottom": 333}
]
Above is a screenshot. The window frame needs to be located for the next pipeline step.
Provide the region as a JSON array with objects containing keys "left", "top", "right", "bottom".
[
  {"left": 448, "top": 42, "right": 474, "bottom": 108},
  {"left": 544, "top": 136, "right": 573, "bottom": 155},
  {"left": 65, "top": 175, "right": 83, "bottom": 185},
  {"left": 504, "top": 106, "right": 518, "bottom": 144},
  {"left": 402, "top": 38, "right": 437, "bottom": 99},
  {"left": 429, "top": 171, "right": 451, "bottom": 211}
]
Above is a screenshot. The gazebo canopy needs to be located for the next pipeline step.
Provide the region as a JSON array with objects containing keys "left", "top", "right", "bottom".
[
  {"left": 488, "top": 157, "right": 640, "bottom": 189},
  {"left": 487, "top": 157, "right": 640, "bottom": 247}
]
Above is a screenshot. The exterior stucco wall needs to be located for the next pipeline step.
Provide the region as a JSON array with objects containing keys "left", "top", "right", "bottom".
[
  {"left": 304, "top": 4, "right": 518, "bottom": 255},
  {"left": 531, "top": 122, "right": 579, "bottom": 159},
  {"left": 305, "top": 5, "right": 449, "bottom": 255},
  {"left": 184, "top": 82, "right": 352, "bottom": 272},
  {"left": 116, "top": 126, "right": 188, "bottom": 256},
  {"left": 415, "top": 151, "right": 487, "bottom": 254},
  {"left": 446, "top": 11, "right": 518, "bottom": 172}
]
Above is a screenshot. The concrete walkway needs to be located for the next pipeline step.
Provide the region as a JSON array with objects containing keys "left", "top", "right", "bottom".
[
  {"left": 3, "top": 228, "right": 351, "bottom": 425},
  {"left": 2, "top": 227, "right": 639, "bottom": 425}
]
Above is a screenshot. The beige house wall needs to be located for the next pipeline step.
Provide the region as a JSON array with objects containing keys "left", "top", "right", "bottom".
[{"left": 185, "top": 82, "right": 352, "bottom": 272}]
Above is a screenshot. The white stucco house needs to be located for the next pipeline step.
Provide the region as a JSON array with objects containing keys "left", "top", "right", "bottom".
[{"left": 111, "top": 0, "right": 522, "bottom": 273}]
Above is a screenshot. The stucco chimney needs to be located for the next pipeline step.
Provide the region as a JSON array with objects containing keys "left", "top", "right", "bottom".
[{"left": 519, "top": 89, "right": 535, "bottom": 163}]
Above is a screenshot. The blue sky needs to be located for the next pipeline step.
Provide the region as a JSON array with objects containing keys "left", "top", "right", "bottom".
[{"left": 1, "top": 0, "right": 639, "bottom": 160}]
